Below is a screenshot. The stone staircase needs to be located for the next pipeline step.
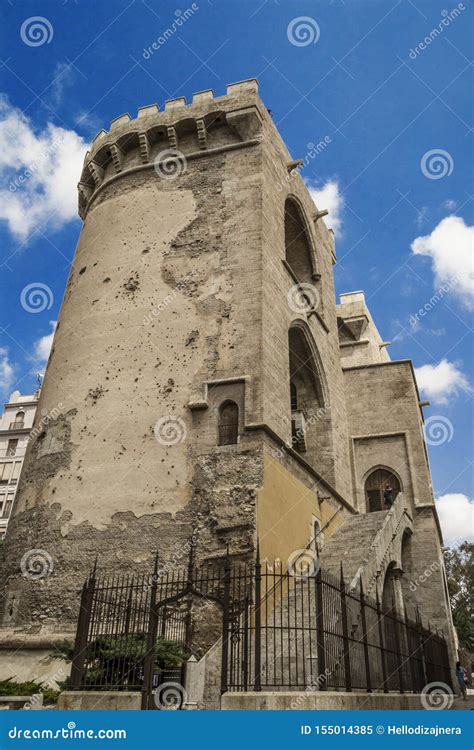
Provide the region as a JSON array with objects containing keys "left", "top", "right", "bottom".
[{"left": 320, "top": 493, "right": 412, "bottom": 597}]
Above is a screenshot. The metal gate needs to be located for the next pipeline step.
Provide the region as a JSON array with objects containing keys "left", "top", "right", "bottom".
[{"left": 70, "top": 545, "right": 227, "bottom": 709}]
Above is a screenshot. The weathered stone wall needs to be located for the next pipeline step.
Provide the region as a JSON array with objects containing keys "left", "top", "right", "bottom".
[{"left": 1, "top": 83, "right": 268, "bottom": 632}]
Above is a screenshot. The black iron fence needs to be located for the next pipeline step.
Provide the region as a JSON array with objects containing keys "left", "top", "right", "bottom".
[
  {"left": 70, "top": 545, "right": 452, "bottom": 707},
  {"left": 70, "top": 549, "right": 227, "bottom": 708},
  {"left": 221, "top": 551, "right": 452, "bottom": 694}
]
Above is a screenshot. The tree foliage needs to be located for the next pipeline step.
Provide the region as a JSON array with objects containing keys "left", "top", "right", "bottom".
[{"left": 444, "top": 542, "right": 474, "bottom": 652}]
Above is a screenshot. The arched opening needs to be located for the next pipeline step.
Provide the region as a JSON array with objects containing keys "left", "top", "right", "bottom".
[
  {"left": 284, "top": 198, "right": 315, "bottom": 284},
  {"left": 288, "top": 323, "right": 334, "bottom": 481},
  {"left": 218, "top": 401, "right": 239, "bottom": 446},
  {"left": 11, "top": 411, "right": 25, "bottom": 429},
  {"left": 364, "top": 468, "right": 401, "bottom": 513}
]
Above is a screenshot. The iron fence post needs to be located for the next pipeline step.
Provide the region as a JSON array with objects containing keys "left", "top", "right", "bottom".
[
  {"left": 405, "top": 607, "right": 418, "bottom": 693},
  {"left": 359, "top": 577, "right": 372, "bottom": 692},
  {"left": 376, "top": 589, "right": 388, "bottom": 693},
  {"left": 254, "top": 544, "right": 262, "bottom": 691},
  {"left": 392, "top": 594, "right": 405, "bottom": 693},
  {"left": 220, "top": 546, "right": 231, "bottom": 695},
  {"left": 416, "top": 609, "right": 428, "bottom": 687},
  {"left": 315, "top": 567, "right": 326, "bottom": 690},
  {"left": 70, "top": 569, "right": 96, "bottom": 689},
  {"left": 340, "top": 564, "right": 352, "bottom": 692},
  {"left": 142, "top": 554, "right": 159, "bottom": 710}
]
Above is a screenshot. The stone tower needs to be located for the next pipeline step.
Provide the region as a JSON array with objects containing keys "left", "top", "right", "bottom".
[{"left": 0, "top": 80, "right": 456, "bottom": 679}]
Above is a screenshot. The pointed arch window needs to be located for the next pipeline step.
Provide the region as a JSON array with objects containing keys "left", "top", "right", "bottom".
[
  {"left": 364, "top": 468, "right": 401, "bottom": 512},
  {"left": 218, "top": 401, "right": 239, "bottom": 446}
]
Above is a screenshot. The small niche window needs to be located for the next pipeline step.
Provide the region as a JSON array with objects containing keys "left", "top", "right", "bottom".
[{"left": 218, "top": 401, "right": 239, "bottom": 446}]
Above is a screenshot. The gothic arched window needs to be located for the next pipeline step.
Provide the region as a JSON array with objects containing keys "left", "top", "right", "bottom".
[
  {"left": 284, "top": 198, "right": 315, "bottom": 284},
  {"left": 218, "top": 401, "right": 239, "bottom": 446},
  {"left": 364, "top": 468, "right": 401, "bottom": 513},
  {"left": 290, "top": 381, "right": 298, "bottom": 411}
]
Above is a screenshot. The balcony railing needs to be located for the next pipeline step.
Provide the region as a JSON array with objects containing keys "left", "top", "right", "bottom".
[{"left": 8, "top": 421, "right": 25, "bottom": 430}]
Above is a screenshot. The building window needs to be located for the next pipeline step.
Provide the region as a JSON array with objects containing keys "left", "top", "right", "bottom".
[
  {"left": 0, "top": 463, "right": 12, "bottom": 485},
  {"left": 6, "top": 439, "right": 18, "bottom": 457},
  {"left": 9, "top": 411, "right": 25, "bottom": 430},
  {"left": 218, "top": 401, "right": 239, "bottom": 446},
  {"left": 3, "top": 494, "right": 14, "bottom": 519},
  {"left": 364, "top": 468, "right": 401, "bottom": 513},
  {"left": 10, "top": 462, "right": 21, "bottom": 485}
]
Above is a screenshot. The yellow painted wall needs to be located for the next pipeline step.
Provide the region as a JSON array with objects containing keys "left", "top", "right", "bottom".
[{"left": 257, "top": 451, "right": 344, "bottom": 568}]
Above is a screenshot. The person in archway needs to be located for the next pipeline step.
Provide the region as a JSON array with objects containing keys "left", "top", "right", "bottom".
[
  {"left": 383, "top": 484, "right": 394, "bottom": 508},
  {"left": 455, "top": 661, "right": 468, "bottom": 701}
]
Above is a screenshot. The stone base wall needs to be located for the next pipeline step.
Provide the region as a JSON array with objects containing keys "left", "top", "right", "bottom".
[{"left": 221, "top": 691, "right": 431, "bottom": 710}]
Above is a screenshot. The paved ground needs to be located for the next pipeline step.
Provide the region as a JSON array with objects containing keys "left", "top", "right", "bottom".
[{"left": 449, "top": 692, "right": 474, "bottom": 710}]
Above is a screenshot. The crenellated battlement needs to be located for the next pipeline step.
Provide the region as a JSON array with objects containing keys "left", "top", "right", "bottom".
[{"left": 78, "top": 79, "right": 265, "bottom": 218}]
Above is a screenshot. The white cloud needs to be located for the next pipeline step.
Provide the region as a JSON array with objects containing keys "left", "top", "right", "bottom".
[
  {"left": 33, "top": 321, "right": 57, "bottom": 362},
  {"left": 435, "top": 493, "right": 474, "bottom": 546},
  {"left": 0, "top": 347, "right": 14, "bottom": 395},
  {"left": 0, "top": 96, "right": 87, "bottom": 240},
  {"left": 415, "top": 359, "right": 471, "bottom": 404},
  {"left": 411, "top": 215, "right": 474, "bottom": 308},
  {"left": 307, "top": 179, "right": 344, "bottom": 234}
]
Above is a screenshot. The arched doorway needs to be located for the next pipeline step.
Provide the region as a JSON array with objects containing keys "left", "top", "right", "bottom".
[{"left": 364, "top": 468, "right": 401, "bottom": 513}]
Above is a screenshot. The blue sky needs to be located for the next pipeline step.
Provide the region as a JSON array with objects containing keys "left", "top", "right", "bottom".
[{"left": 0, "top": 0, "right": 472, "bottom": 541}]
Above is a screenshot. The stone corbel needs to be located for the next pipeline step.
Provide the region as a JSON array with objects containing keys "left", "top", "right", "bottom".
[
  {"left": 287, "top": 159, "right": 303, "bottom": 173},
  {"left": 226, "top": 106, "right": 262, "bottom": 141},
  {"left": 196, "top": 118, "right": 207, "bottom": 150},
  {"left": 88, "top": 161, "right": 105, "bottom": 187},
  {"left": 138, "top": 132, "right": 150, "bottom": 164},
  {"left": 109, "top": 143, "right": 124, "bottom": 173},
  {"left": 167, "top": 126, "right": 178, "bottom": 149}
]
